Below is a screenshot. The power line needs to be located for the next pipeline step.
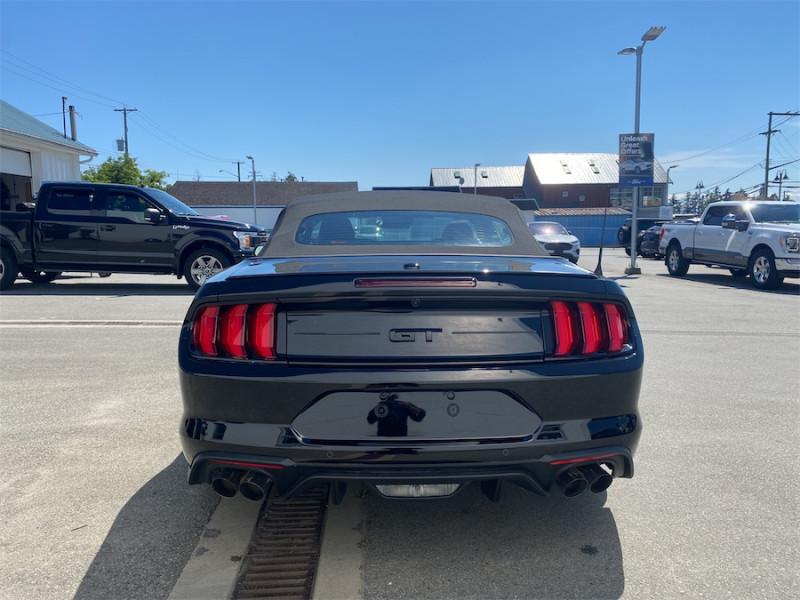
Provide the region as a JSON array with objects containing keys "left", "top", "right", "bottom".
[
  {"left": 664, "top": 126, "right": 764, "bottom": 165},
  {"left": 0, "top": 49, "right": 125, "bottom": 106},
  {"left": 134, "top": 111, "right": 237, "bottom": 163},
  {"left": 676, "top": 161, "right": 763, "bottom": 195}
]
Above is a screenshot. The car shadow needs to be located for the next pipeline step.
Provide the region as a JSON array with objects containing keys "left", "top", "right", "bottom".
[
  {"left": 73, "top": 456, "right": 218, "bottom": 600},
  {"left": 363, "top": 483, "right": 624, "bottom": 599},
  {"left": 4, "top": 278, "right": 193, "bottom": 297},
  {"left": 655, "top": 272, "right": 800, "bottom": 295}
]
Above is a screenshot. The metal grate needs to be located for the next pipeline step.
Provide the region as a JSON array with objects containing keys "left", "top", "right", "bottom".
[{"left": 233, "top": 486, "right": 328, "bottom": 600}]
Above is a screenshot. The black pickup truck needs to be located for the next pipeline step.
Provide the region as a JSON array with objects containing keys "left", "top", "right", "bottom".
[{"left": 0, "top": 182, "right": 267, "bottom": 290}]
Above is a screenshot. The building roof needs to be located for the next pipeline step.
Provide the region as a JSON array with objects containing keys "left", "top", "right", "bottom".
[
  {"left": 430, "top": 166, "right": 524, "bottom": 188},
  {"left": 0, "top": 100, "right": 97, "bottom": 155},
  {"left": 532, "top": 207, "right": 631, "bottom": 216},
  {"left": 526, "top": 153, "right": 667, "bottom": 185},
  {"left": 169, "top": 180, "right": 359, "bottom": 206}
]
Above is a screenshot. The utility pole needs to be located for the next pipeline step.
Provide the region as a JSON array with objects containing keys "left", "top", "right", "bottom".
[
  {"left": 473, "top": 163, "right": 480, "bottom": 195},
  {"left": 61, "top": 96, "right": 68, "bottom": 138},
  {"left": 113, "top": 107, "right": 138, "bottom": 157},
  {"left": 234, "top": 161, "right": 243, "bottom": 182},
  {"left": 762, "top": 111, "right": 799, "bottom": 199},
  {"left": 246, "top": 155, "right": 257, "bottom": 224}
]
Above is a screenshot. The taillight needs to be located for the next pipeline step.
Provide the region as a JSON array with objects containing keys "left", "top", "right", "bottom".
[
  {"left": 248, "top": 303, "right": 276, "bottom": 360},
  {"left": 551, "top": 301, "right": 577, "bottom": 356},
  {"left": 577, "top": 302, "right": 603, "bottom": 354},
  {"left": 192, "top": 306, "right": 220, "bottom": 356},
  {"left": 603, "top": 303, "right": 627, "bottom": 353},
  {"left": 218, "top": 304, "right": 248, "bottom": 359},
  {"left": 191, "top": 303, "right": 277, "bottom": 360},
  {"left": 550, "top": 301, "right": 630, "bottom": 358}
]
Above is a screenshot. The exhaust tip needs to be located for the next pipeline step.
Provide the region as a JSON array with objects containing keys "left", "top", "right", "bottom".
[
  {"left": 556, "top": 468, "right": 588, "bottom": 498},
  {"left": 211, "top": 469, "right": 241, "bottom": 498},
  {"left": 580, "top": 464, "right": 613, "bottom": 493},
  {"left": 239, "top": 473, "right": 270, "bottom": 502}
]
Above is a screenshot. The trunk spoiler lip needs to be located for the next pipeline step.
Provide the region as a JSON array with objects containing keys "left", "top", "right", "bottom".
[{"left": 225, "top": 254, "right": 595, "bottom": 280}]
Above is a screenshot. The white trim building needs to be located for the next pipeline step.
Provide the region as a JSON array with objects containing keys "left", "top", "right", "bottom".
[{"left": 0, "top": 100, "right": 97, "bottom": 209}]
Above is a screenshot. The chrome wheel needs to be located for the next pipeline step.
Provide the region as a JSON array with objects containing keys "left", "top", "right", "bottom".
[
  {"left": 668, "top": 249, "right": 680, "bottom": 271},
  {"left": 189, "top": 255, "right": 224, "bottom": 285},
  {"left": 752, "top": 256, "right": 770, "bottom": 285},
  {"left": 0, "top": 257, "right": 5, "bottom": 280}
]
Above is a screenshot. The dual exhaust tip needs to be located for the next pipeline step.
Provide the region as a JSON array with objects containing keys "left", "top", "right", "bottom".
[
  {"left": 556, "top": 464, "right": 613, "bottom": 498},
  {"left": 211, "top": 469, "right": 271, "bottom": 502}
]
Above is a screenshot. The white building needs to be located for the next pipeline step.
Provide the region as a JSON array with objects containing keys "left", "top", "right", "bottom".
[{"left": 0, "top": 100, "right": 97, "bottom": 209}]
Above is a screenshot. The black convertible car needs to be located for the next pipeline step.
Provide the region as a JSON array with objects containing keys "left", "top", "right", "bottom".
[{"left": 178, "top": 191, "right": 643, "bottom": 502}]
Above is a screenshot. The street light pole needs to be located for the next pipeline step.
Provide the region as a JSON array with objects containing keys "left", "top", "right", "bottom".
[
  {"left": 246, "top": 155, "right": 257, "bottom": 225},
  {"left": 619, "top": 26, "right": 665, "bottom": 275},
  {"left": 666, "top": 164, "right": 678, "bottom": 207},
  {"left": 473, "top": 163, "right": 480, "bottom": 195}
]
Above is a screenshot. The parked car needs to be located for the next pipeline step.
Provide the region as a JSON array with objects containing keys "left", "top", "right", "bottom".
[
  {"left": 178, "top": 191, "right": 643, "bottom": 503},
  {"left": 659, "top": 201, "right": 800, "bottom": 289},
  {"left": 638, "top": 225, "right": 664, "bottom": 259},
  {"left": 527, "top": 221, "right": 580, "bottom": 263},
  {"left": 617, "top": 218, "right": 668, "bottom": 250},
  {"left": 0, "top": 182, "right": 267, "bottom": 291}
]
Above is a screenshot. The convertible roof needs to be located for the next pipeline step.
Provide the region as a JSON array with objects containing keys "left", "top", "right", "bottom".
[{"left": 263, "top": 190, "right": 547, "bottom": 257}]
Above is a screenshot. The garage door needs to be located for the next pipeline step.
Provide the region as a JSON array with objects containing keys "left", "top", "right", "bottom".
[{"left": 0, "top": 146, "right": 32, "bottom": 176}]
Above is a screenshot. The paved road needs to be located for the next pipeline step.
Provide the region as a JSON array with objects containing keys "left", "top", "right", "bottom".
[{"left": 1, "top": 251, "right": 798, "bottom": 599}]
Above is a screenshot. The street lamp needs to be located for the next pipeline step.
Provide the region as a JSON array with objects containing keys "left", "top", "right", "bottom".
[
  {"left": 666, "top": 164, "right": 678, "bottom": 208},
  {"left": 245, "top": 155, "right": 257, "bottom": 225},
  {"left": 473, "top": 163, "right": 480, "bottom": 195},
  {"left": 773, "top": 170, "right": 788, "bottom": 201},
  {"left": 618, "top": 25, "right": 666, "bottom": 275}
]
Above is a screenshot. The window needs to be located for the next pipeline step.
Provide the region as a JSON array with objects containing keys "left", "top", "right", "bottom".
[
  {"left": 561, "top": 190, "right": 569, "bottom": 199},
  {"left": 0, "top": 173, "right": 33, "bottom": 211},
  {"left": 749, "top": 203, "right": 799, "bottom": 224},
  {"left": 703, "top": 205, "right": 730, "bottom": 226},
  {"left": 295, "top": 210, "right": 514, "bottom": 247},
  {"left": 103, "top": 192, "right": 152, "bottom": 223},
  {"left": 529, "top": 221, "right": 568, "bottom": 235},
  {"left": 47, "top": 188, "right": 93, "bottom": 216}
]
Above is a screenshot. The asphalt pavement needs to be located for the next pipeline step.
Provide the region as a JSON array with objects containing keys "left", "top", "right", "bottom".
[{"left": 0, "top": 250, "right": 798, "bottom": 600}]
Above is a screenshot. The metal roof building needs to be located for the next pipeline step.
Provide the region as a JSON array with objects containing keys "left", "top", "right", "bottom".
[
  {"left": 523, "top": 152, "right": 669, "bottom": 214},
  {"left": 429, "top": 166, "right": 524, "bottom": 199}
]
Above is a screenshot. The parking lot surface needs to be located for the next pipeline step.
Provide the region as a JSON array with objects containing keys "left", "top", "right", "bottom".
[{"left": 1, "top": 250, "right": 798, "bottom": 599}]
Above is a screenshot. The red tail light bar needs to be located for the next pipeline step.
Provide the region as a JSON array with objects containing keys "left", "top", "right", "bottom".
[
  {"left": 550, "top": 301, "right": 630, "bottom": 357},
  {"left": 192, "top": 303, "right": 277, "bottom": 360}
]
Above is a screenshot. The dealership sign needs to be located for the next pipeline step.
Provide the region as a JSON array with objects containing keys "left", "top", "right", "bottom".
[{"left": 619, "top": 133, "right": 654, "bottom": 186}]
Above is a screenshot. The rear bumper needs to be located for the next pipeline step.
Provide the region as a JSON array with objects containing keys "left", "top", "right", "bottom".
[
  {"left": 179, "top": 354, "right": 643, "bottom": 497},
  {"left": 186, "top": 445, "right": 636, "bottom": 498}
]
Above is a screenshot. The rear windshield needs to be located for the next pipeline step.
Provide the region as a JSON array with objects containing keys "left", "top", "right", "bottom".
[{"left": 295, "top": 210, "right": 514, "bottom": 247}]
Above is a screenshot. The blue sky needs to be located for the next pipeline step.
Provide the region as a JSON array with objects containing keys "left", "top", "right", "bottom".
[{"left": 1, "top": 0, "right": 798, "bottom": 197}]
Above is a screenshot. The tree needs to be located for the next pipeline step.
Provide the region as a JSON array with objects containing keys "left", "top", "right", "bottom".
[
  {"left": 82, "top": 155, "right": 169, "bottom": 189},
  {"left": 284, "top": 171, "right": 298, "bottom": 183}
]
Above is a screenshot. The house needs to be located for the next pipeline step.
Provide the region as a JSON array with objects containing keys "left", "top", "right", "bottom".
[
  {"left": 168, "top": 180, "right": 359, "bottom": 228},
  {"left": 0, "top": 100, "right": 97, "bottom": 210}
]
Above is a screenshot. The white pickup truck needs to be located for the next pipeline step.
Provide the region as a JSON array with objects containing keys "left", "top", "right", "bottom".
[{"left": 659, "top": 201, "right": 800, "bottom": 289}]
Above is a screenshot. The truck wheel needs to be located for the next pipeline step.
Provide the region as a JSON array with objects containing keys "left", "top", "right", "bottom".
[
  {"left": 666, "top": 244, "right": 690, "bottom": 277},
  {"left": 0, "top": 247, "right": 18, "bottom": 291},
  {"left": 748, "top": 249, "right": 783, "bottom": 290},
  {"left": 22, "top": 270, "right": 61, "bottom": 284},
  {"left": 729, "top": 268, "right": 747, "bottom": 278},
  {"left": 183, "top": 247, "right": 231, "bottom": 291}
]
